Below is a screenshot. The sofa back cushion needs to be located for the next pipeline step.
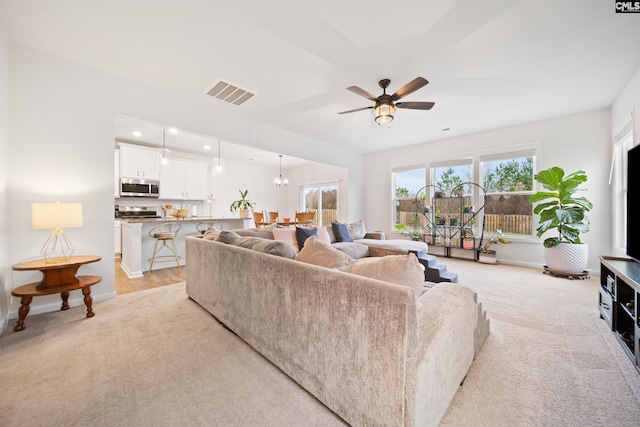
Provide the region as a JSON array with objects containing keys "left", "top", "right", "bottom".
[
  {"left": 296, "top": 236, "right": 358, "bottom": 269},
  {"left": 339, "top": 254, "right": 425, "bottom": 299},
  {"left": 273, "top": 227, "right": 300, "bottom": 252},
  {"left": 218, "top": 230, "right": 296, "bottom": 259}
]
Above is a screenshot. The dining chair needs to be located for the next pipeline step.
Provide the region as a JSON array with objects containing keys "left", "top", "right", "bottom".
[
  {"left": 253, "top": 211, "right": 267, "bottom": 227},
  {"left": 306, "top": 209, "right": 317, "bottom": 225},
  {"left": 295, "top": 211, "right": 310, "bottom": 224},
  {"left": 265, "top": 211, "right": 279, "bottom": 224}
]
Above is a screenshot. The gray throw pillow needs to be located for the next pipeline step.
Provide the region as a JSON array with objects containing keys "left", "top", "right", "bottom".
[
  {"left": 348, "top": 220, "right": 366, "bottom": 240},
  {"left": 331, "top": 222, "right": 353, "bottom": 242}
]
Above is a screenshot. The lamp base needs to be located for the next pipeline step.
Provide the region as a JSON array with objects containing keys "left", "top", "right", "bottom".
[{"left": 41, "top": 228, "right": 75, "bottom": 264}]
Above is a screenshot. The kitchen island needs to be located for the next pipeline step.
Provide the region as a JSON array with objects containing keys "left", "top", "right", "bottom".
[{"left": 120, "top": 216, "right": 252, "bottom": 278}]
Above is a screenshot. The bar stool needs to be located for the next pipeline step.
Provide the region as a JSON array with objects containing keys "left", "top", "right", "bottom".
[
  {"left": 148, "top": 222, "right": 182, "bottom": 275},
  {"left": 196, "top": 220, "right": 223, "bottom": 234}
]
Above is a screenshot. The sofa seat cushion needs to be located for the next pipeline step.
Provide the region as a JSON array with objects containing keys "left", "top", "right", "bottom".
[
  {"left": 339, "top": 254, "right": 425, "bottom": 300},
  {"left": 218, "top": 230, "right": 297, "bottom": 259},
  {"left": 296, "top": 236, "right": 358, "bottom": 268},
  {"left": 357, "top": 239, "right": 428, "bottom": 258},
  {"left": 331, "top": 242, "right": 370, "bottom": 259}
]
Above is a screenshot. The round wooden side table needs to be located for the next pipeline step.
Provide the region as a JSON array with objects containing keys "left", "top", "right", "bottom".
[{"left": 11, "top": 255, "right": 102, "bottom": 332}]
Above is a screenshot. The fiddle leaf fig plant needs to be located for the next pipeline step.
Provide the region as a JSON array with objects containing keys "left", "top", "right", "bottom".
[
  {"left": 529, "top": 167, "right": 592, "bottom": 248},
  {"left": 229, "top": 189, "right": 255, "bottom": 213}
]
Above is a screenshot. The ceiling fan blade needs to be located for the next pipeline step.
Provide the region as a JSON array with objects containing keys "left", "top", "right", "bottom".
[
  {"left": 346, "top": 86, "right": 378, "bottom": 101},
  {"left": 391, "top": 77, "right": 429, "bottom": 101},
  {"left": 338, "top": 106, "right": 374, "bottom": 114},
  {"left": 396, "top": 101, "right": 435, "bottom": 110}
]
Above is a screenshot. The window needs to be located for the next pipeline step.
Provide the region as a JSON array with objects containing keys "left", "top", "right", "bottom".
[
  {"left": 390, "top": 148, "right": 537, "bottom": 237},
  {"left": 431, "top": 159, "right": 473, "bottom": 195},
  {"left": 611, "top": 118, "right": 634, "bottom": 254},
  {"left": 480, "top": 150, "right": 535, "bottom": 236},
  {"left": 392, "top": 167, "right": 426, "bottom": 228},
  {"left": 302, "top": 183, "right": 338, "bottom": 225}
]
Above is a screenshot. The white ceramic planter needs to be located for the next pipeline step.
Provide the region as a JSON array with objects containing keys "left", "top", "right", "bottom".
[{"left": 544, "top": 242, "right": 588, "bottom": 275}]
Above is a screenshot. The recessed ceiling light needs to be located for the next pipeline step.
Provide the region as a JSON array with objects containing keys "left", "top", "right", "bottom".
[
  {"left": 132, "top": 131, "right": 142, "bottom": 137},
  {"left": 168, "top": 127, "right": 178, "bottom": 134},
  {"left": 203, "top": 145, "right": 211, "bottom": 150}
]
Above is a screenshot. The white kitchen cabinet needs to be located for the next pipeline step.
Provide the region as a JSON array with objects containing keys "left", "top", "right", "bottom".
[
  {"left": 119, "top": 143, "right": 160, "bottom": 180},
  {"left": 160, "top": 158, "right": 208, "bottom": 200}
]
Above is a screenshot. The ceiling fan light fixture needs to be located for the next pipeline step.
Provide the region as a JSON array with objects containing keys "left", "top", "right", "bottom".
[{"left": 373, "top": 102, "right": 396, "bottom": 124}]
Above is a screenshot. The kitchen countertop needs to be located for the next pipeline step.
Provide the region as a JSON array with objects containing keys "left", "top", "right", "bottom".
[{"left": 121, "top": 216, "right": 252, "bottom": 224}]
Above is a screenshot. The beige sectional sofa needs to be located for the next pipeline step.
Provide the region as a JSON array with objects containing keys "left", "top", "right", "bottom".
[{"left": 185, "top": 232, "right": 490, "bottom": 427}]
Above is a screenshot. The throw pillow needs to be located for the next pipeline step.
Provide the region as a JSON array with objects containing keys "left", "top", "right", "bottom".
[
  {"left": 348, "top": 219, "right": 366, "bottom": 240},
  {"left": 272, "top": 227, "right": 299, "bottom": 252},
  {"left": 295, "top": 226, "right": 318, "bottom": 250},
  {"left": 202, "top": 228, "right": 221, "bottom": 241},
  {"left": 315, "top": 226, "right": 332, "bottom": 244},
  {"left": 325, "top": 224, "right": 337, "bottom": 243},
  {"left": 339, "top": 254, "right": 425, "bottom": 299},
  {"left": 331, "top": 222, "right": 353, "bottom": 242},
  {"left": 296, "top": 236, "right": 357, "bottom": 269}
]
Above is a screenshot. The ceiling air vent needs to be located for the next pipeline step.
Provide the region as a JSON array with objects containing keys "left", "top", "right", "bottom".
[{"left": 206, "top": 80, "right": 255, "bottom": 106}]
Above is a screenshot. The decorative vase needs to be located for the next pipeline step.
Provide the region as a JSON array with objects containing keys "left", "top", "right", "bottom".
[
  {"left": 463, "top": 239, "right": 474, "bottom": 249},
  {"left": 239, "top": 209, "right": 250, "bottom": 218},
  {"left": 544, "top": 242, "right": 588, "bottom": 275}
]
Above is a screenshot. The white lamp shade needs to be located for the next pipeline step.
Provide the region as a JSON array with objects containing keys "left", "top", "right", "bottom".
[{"left": 32, "top": 203, "right": 83, "bottom": 229}]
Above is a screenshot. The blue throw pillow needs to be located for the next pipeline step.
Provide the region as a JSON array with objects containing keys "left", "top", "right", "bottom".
[
  {"left": 295, "top": 227, "right": 318, "bottom": 250},
  {"left": 331, "top": 222, "right": 353, "bottom": 243}
]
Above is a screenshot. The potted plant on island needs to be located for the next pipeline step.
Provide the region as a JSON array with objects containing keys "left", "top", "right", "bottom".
[
  {"left": 528, "top": 167, "right": 592, "bottom": 275},
  {"left": 229, "top": 189, "right": 256, "bottom": 219},
  {"left": 478, "top": 229, "right": 510, "bottom": 264}
]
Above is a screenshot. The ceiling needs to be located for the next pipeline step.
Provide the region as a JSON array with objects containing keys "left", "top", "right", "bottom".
[{"left": 2, "top": 0, "right": 640, "bottom": 160}]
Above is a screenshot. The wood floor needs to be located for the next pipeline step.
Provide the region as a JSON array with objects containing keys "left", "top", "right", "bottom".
[{"left": 114, "top": 257, "right": 186, "bottom": 295}]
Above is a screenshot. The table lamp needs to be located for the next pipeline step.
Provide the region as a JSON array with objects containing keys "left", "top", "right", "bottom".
[{"left": 32, "top": 202, "right": 83, "bottom": 263}]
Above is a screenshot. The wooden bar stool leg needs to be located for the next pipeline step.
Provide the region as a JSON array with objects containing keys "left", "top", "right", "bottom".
[
  {"left": 148, "top": 237, "right": 161, "bottom": 275},
  {"left": 169, "top": 238, "right": 181, "bottom": 273}
]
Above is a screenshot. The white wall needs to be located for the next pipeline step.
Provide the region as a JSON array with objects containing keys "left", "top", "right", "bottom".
[
  {"left": 0, "top": 23, "right": 9, "bottom": 334},
  {"left": 363, "top": 109, "right": 612, "bottom": 273},
  {"left": 4, "top": 43, "right": 364, "bottom": 321}
]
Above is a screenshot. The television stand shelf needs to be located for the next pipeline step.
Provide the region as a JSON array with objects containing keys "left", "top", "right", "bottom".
[{"left": 599, "top": 256, "right": 640, "bottom": 373}]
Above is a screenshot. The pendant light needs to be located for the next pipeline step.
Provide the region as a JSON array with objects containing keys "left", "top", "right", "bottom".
[
  {"left": 212, "top": 139, "right": 226, "bottom": 176},
  {"left": 159, "top": 128, "right": 172, "bottom": 168},
  {"left": 274, "top": 154, "right": 288, "bottom": 187}
]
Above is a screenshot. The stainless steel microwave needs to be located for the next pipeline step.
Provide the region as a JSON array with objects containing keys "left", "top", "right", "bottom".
[{"left": 120, "top": 177, "right": 160, "bottom": 198}]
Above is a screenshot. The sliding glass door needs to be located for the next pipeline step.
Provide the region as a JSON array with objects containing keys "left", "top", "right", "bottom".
[{"left": 302, "top": 183, "right": 338, "bottom": 225}]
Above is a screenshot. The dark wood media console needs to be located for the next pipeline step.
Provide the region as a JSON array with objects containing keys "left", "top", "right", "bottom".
[{"left": 599, "top": 256, "right": 640, "bottom": 373}]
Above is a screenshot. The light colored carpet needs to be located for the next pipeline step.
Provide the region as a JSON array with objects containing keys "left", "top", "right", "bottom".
[{"left": 1, "top": 259, "right": 639, "bottom": 426}]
